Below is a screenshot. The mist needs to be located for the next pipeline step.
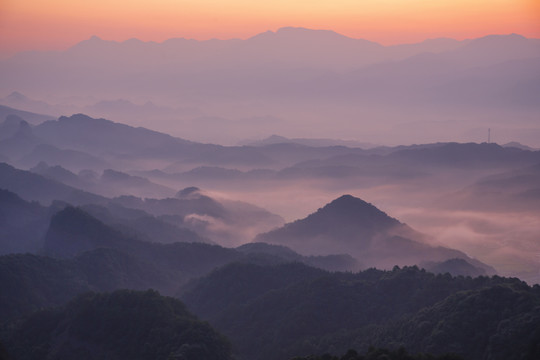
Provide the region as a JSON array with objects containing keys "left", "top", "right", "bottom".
[
  {"left": 2, "top": 25, "right": 540, "bottom": 360},
  {"left": 1, "top": 29, "right": 539, "bottom": 147}
]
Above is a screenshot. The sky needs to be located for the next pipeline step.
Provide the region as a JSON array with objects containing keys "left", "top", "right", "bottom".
[{"left": 0, "top": 0, "right": 539, "bottom": 57}]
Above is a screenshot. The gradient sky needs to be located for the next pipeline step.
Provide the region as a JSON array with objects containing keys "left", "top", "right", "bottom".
[{"left": 1, "top": 0, "right": 539, "bottom": 57}]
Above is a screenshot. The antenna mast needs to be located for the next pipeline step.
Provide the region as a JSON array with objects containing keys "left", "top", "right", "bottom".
[{"left": 488, "top": 128, "right": 491, "bottom": 143}]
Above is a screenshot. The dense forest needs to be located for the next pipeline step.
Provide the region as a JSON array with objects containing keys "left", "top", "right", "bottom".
[
  {"left": 290, "top": 347, "right": 464, "bottom": 360},
  {"left": 2, "top": 253, "right": 539, "bottom": 359},
  {"left": 2, "top": 290, "right": 232, "bottom": 360},
  {"left": 182, "top": 263, "right": 540, "bottom": 360}
]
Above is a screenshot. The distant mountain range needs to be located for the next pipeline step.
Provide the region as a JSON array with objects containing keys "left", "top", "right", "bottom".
[
  {"left": 3, "top": 110, "right": 538, "bottom": 177},
  {"left": 240, "top": 134, "right": 377, "bottom": 148},
  {"left": 1, "top": 28, "right": 539, "bottom": 145}
]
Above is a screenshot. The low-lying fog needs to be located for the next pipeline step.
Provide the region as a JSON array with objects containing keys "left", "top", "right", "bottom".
[{"left": 141, "top": 166, "right": 540, "bottom": 284}]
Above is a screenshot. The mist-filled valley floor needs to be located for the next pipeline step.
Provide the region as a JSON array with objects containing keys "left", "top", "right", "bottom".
[
  {"left": 1, "top": 107, "right": 540, "bottom": 359},
  {"left": 1, "top": 28, "right": 540, "bottom": 360}
]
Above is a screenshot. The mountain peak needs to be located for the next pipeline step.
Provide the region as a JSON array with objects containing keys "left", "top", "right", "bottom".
[
  {"left": 248, "top": 27, "right": 379, "bottom": 46},
  {"left": 58, "top": 113, "right": 111, "bottom": 126},
  {"left": 6, "top": 91, "right": 28, "bottom": 101},
  {"left": 255, "top": 194, "right": 403, "bottom": 253},
  {"left": 464, "top": 33, "right": 530, "bottom": 49},
  {"left": 275, "top": 26, "right": 340, "bottom": 35},
  {"left": 313, "top": 194, "right": 400, "bottom": 226},
  {"left": 176, "top": 186, "right": 201, "bottom": 198},
  {"left": 59, "top": 113, "right": 93, "bottom": 122}
]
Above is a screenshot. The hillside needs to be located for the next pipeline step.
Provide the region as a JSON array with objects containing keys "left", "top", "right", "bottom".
[
  {"left": 3, "top": 289, "right": 233, "bottom": 360},
  {"left": 182, "top": 263, "right": 540, "bottom": 360}
]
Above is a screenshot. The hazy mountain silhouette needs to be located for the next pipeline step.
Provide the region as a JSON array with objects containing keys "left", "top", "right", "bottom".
[
  {"left": 42, "top": 206, "right": 247, "bottom": 280},
  {"left": 0, "top": 115, "right": 112, "bottom": 172},
  {"left": 30, "top": 113, "right": 273, "bottom": 168},
  {"left": 30, "top": 163, "right": 175, "bottom": 199},
  {"left": 256, "top": 195, "right": 493, "bottom": 271},
  {"left": 0, "top": 103, "right": 53, "bottom": 125},
  {"left": 388, "top": 142, "right": 540, "bottom": 168},
  {"left": 4, "top": 111, "right": 539, "bottom": 180},
  {"left": 100, "top": 169, "right": 175, "bottom": 198},
  {"left": 277, "top": 143, "right": 540, "bottom": 182},
  {"left": 0, "top": 91, "right": 57, "bottom": 117},
  {"left": 41, "top": 206, "right": 353, "bottom": 284},
  {"left": 242, "top": 134, "right": 376, "bottom": 148},
  {"left": 113, "top": 188, "right": 284, "bottom": 246},
  {"left": 1, "top": 30, "right": 538, "bottom": 146},
  {"left": 30, "top": 162, "right": 87, "bottom": 188},
  {"left": 257, "top": 194, "right": 403, "bottom": 244},
  {"left": 237, "top": 242, "right": 360, "bottom": 272},
  {"left": 442, "top": 162, "right": 540, "bottom": 211},
  {"left": 19, "top": 143, "right": 109, "bottom": 171},
  {"left": 80, "top": 203, "right": 211, "bottom": 245},
  {"left": 0, "top": 189, "right": 50, "bottom": 254},
  {"left": 0, "top": 120, "right": 43, "bottom": 161},
  {"left": 503, "top": 142, "right": 538, "bottom": 151},
  {"left": 32, "top": 113, "right": 193, "bottom": 156},
  {"left": 0, "top": 162, "right": 107, "bottom": 206},
  {"left": 420, "top": 258, "right": 487, "bottom": 277},
  {"left": 0, "top": 162, "right": 283, "bottom": 247},
  {"left": 0, "top": 115, "right": 30, "bottom": 141},
  {"left": 83, "top": 98, "right": 202, "bottom": 126},
  {"left": 41, "top": 204, "right": 200, "bottom": 258}
]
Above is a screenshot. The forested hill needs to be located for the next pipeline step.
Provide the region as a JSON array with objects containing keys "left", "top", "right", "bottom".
[
  {"left": 182, "top": 263, "right": 540, "bottom": 360},
  {"left": 3, "top": 289, "right": 233, "bottom": 360}
]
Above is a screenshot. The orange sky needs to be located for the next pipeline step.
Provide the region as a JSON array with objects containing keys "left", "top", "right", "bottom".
[{"left": 1, "top": 0, "right": 539, "bottom": 57}]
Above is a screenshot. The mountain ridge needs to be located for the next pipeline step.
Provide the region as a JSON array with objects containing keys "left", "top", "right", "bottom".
[
  {"left": 27, "top": 29, "right": 540, "bottom": 54},
  {"left": 255, "top": 194, "right": 494, "bottom": 272}
]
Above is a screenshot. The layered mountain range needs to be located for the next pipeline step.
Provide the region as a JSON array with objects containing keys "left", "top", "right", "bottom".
[
  {"left": 1, "top": 26, "right": 540, "bottom": 360},
  {"left": 1, "top": 108, "right": 539, "bottom": 282},
  {"left": 1, "top": 28, "right": 539, "bottom": 145},
  {"left": 1, "top": 106, "right": 540, "bottom": 359}
]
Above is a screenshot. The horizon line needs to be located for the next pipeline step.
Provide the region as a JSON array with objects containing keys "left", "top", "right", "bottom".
[{"left": 3, "top": 27, "right": 536, "bottom": 58}]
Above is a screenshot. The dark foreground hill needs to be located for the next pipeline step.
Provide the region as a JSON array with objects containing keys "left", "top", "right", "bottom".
[
  {"left": 182, "top": 262, "right": 540, "bottom": 360},
  {"left": 3, "top": 289, "right": 233, "bottom": 360},
  {"left": 291, "top": 347, "right": 464, "bottom": 360},
  {"left": 0, "top": 251, "right": 171, "bottom": 323}
]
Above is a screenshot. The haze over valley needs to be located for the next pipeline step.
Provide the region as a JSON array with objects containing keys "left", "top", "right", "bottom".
[{"left": 1, "top": 15, "right": 540, "bottom": 360}]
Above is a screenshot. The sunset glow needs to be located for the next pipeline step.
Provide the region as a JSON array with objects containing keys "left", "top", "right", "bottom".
[{"left": 1, "top": 0, "right": 539, "bottom": 57}]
